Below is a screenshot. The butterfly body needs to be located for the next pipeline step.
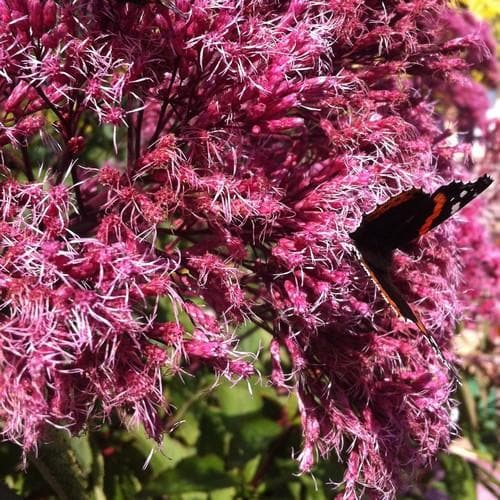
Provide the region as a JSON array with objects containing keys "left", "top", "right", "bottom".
[{"left": 350, "top": 175, "right": 493, "bottom": 365}]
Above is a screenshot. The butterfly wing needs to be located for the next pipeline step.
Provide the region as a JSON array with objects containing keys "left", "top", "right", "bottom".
[
  {"left": 350, "top": 189, "right": 435, "bottom": 251},
  {"left": 350, "top": 189, "right": 434, "bottom": 333},
  {"left": 357, "top": 247, "right": 459, "bottom": 376},
  {"left": 351, "top": 174, "right": 494, "bottom": 249},
  {"left": 354, "top": 247, "right": 427, "bottom": 333},
  {"left": 350, "top": 176, "right": 492, "bottom": 377},
  {"left": 418, "top": 174, "right": 493, "bottom": 236}
]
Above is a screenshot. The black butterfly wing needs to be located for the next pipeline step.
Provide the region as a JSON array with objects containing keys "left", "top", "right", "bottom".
[
  {"left": 350, "top": 176, "right": 492, "bottom": 376},
  {"left": 350, "top": 174, "right": 493, "bottom": 250},
  {"left": 356, "top": 245, "right": 461, "bottom": 375},
  {"left": 350, "top": 189, "right": 434, "bottom": 333},
  {"left": 350, "top": 189, "right": 435, "bottom": 251},
  {"left": 354, "top": 246, "right": 427, "bottom": 332},
  {"left": 418, "top": 174, "right": 493, "bottom": 235}
]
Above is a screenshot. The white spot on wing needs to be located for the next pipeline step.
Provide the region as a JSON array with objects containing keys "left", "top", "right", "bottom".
[
  {"left": 451, "top": 202, "right": 461, "bottom": 214},
  {"left": 460, "top": 190, "right": 468, "bottom": 198}
]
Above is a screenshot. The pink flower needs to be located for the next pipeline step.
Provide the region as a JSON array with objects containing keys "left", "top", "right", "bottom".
[
  {"left": 0, "top": 179, "right": 253, "bottom": 455},
  {"left": 0, "top": 1, "right": 498, "bottom": 497}
]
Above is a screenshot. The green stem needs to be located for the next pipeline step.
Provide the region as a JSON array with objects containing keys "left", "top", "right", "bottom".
[{"left": 28, "top": 428, "right": 89, "bottom": 500}]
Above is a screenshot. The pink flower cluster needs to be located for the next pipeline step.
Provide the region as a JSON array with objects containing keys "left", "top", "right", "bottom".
[
  {"left": 0, "top": 1, "right": 498, "bottom": 497},
  {"left": 0, "top": 173, "right": 255, "bottom": 444}
]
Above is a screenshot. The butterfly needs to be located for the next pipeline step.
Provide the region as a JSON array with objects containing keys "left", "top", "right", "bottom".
[{"left": 350, "top": 175, "right": 493, "bottom": 369}]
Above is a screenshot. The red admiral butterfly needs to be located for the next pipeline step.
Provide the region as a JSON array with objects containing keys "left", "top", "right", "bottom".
[{"left": 350, "top": 175, "right": 493, "bottom": 369}]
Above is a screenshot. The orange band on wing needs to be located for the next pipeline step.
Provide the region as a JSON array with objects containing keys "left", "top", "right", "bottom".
[
  {"left": 418, "top": 192, "right": 447, "bottom": 235},
  {"left": 364, "top": 190, "right": 417, "bottom": 223}
]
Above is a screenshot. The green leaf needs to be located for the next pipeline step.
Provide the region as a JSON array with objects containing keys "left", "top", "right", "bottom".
[
  {"left": 156, "top": 296, "right": 194, "bottom": 330},
  {"left": 179, "top": 494, "right": 208, "bottom": 500},
  {"left": 166, "top": 375, "right": 216, "bottom": 414},
  {"left": 198, "top": 411, "right": 231, "bottom": 457},
  {"left": 237, "top": 323, "right": 272, "bottom": 355},
  {"left": 300, "top": 474, "right": 327, "bottom": 500},
  {"left": 215, "top": 382, "right": 262, "bottom": 417},
  {"left": 145, "top": 454, "right": 235, "bottom": 496},
  {"left": 241, "top": 455, "right": 261, "bottom": 483},
  {"left": 107, "top": 472, "right": 141, "bottom": 500},
  {"left": 227, "top": 416, "right": 282, "bottom": 466},
  {"left": 29, "top": 429, "right": 90, "bottom": 500},
  {"left": 132, "top": 431, "right": 196, "bottom": 476},
  {"left": 460, "top": 379, "right": 479, "bottom": 431},
  {"left": 209, "top": 487, "right": 238, "bottom": 500},
  {"left": 236, "top": 417, "right": 282, "bottom": 451},
  {"left": 69, "top": 435, "right": 94, "bottom": 477},
  {"left": 161, "top": 436, "right": 197, "bottom": 469},
  {"left": 87, "top": 434, "right": 106, "bottom": 500},
  {"left": 286, "top": 481, "right": 302, "bottom": 499},
  {"left": 174, "top": 412, "right": 201, "bottom": 446},
  {"left": 440, "top": 454, "right": 476, "bottom": 500}
]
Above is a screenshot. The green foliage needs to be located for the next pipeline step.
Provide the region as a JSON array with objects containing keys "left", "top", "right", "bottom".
[{"left": 440, "top": 455, "right": 476, "bottom": 500}]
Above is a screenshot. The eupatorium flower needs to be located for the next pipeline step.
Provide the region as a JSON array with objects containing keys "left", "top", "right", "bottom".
[{"left": 0, "top": 1, "right": 498, "bottom": 498}]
